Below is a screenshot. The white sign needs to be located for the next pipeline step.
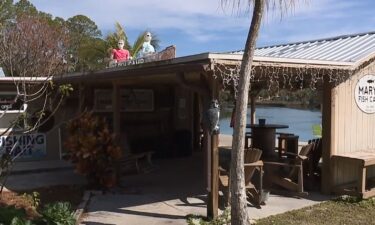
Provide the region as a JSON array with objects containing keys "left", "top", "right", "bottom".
[
  {"left": 355, "top": 75, "right": 375, "bottom": 114},
  {"left": 0, "top": 133, "right": 46, "bottom": 159}
]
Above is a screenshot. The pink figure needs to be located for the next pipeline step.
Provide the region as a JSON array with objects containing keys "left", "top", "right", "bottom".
[{"left": 111, "top": 39, "right": 130, "bottom": 62}]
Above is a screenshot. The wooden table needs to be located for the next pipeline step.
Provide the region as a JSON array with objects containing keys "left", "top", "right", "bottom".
[{"left": 246, "top": 124, "right": 289, "bottom": 159}]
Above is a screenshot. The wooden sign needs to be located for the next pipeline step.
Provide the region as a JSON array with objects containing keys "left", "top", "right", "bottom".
[{"left": 0, "top": 133, "right": 47, "bottom": 159}]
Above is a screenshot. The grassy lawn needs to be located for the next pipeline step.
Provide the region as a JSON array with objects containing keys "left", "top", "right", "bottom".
[{"left": 256, "top": 196, "right": 375, "bottom": 225}]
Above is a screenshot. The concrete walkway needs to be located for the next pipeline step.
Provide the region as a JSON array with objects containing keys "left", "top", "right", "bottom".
[
  {"left": 3, "top": 135, "right": 330, "bottom": 224},
  {"left": 80, "top": 152, "right": 331, "bottom": 225},
  {"left": 81, "top": 155, "right": 207, "bottom": 225}
]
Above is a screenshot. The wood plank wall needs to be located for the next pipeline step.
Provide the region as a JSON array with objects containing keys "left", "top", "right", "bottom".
[{"left": 332, "top": 63, "right": 375, "bottom": 186}]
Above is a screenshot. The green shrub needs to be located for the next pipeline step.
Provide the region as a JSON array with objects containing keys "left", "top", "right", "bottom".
[
  {"left": 22, "top": 192, "right": 41, "bottom": 209},
  {"left": 0, "top": 206, "right": 28, "bottom": 225},
  {"left": 10, "top": 217, "right": 35, "bottom": 225},
  {"left": 1, "top": 194, "right": 76, "bottom": 225},
  {"left": 36, "top": 202, "right": 76, "bottom": 225}
]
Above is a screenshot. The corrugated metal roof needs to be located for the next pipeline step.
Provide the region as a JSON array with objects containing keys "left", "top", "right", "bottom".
[{"left": 232, "top": 32, "right": 375, "bottom": 63}]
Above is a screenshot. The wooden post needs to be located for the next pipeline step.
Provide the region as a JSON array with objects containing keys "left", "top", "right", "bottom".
[
  {"left": 358, "top": 167, "right": 366, "bottom": 196},
  {"left": 207, "top": 77, "right": 219, "bottom": 219},
  {"left": 208, "top": 133, "right": 219, "bottom": 219},
  {"left": 322, "top": 77, "right": 333, "bottom": 194},
  {"left": 78, "top": 83, "right": 84, "bottom": 113},
  {"left": 112, "top": 83, "right": 121, "bottom": 184},
  {"left": 112, "top": 83, "right": 120, "bottom": 136}
]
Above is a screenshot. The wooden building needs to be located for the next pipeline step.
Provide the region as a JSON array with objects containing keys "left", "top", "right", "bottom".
[{"left": 2, "top": 32, "right": 375, "bottom": 217}]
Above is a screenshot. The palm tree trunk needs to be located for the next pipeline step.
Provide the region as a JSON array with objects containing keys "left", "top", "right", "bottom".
[{"left": 230, "top": 0, "right": 264, "bottom": 224}]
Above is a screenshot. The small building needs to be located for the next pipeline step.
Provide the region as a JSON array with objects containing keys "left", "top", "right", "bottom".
[
  {"left": 2, "top": 32, "right": 375, "bottom": 216},
  {"left": 0, "top": 77, "right": 60, "bottom": 160}
]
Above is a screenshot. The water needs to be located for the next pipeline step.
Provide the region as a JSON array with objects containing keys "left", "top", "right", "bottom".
[{"left": 220, "top": 106, "right": 322, "bottom": 141}]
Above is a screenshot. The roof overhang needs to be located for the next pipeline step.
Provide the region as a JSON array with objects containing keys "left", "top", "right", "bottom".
[
  {"left": 0, "top": 77, "right": 50, "bottom": 84},
  {"left": 206, "top": 53, "right": 355, "bottom": 68},
  {"left": 53, "top": 50, "right": 370, "bottom": 85},
  {"left": 54, "top": 56, "right": 213, "bottom": 84}
]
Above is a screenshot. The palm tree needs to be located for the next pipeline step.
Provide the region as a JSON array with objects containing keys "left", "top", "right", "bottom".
[
  {"left": 220, "top": 1, "right": 303, "bottom": 224},
  {"left": 106, "top": 22, "right": 160, "bottom": 58}
]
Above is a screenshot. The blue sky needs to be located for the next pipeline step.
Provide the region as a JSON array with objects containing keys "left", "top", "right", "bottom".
[{"left": 29, "top": 0, "right": 375, "bottom": 57}]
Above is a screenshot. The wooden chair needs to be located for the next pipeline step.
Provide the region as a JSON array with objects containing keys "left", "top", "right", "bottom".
[
  {"left": 120, "top": 151, "right": 155, "bottom": 174},
  {"left": 277, "top": 133, "right": 299, "bottom": 158},
  {"left": 307, "top": 138, "right": 323, "bottom": 177},
  {"left": 219, "top": 148, "right": 264, "bottom": 206},
  {"left": 301, "top": 138, "right": 323, "bottom": 190},
  {"left": 264, "top": 143, "right": 314, "bottom": 194},
  {"left": 244, "top": 148, "right": 264, "bottom": 205},
  {"left": 118, "top": 134, "right": 156, "bottom": 174}
]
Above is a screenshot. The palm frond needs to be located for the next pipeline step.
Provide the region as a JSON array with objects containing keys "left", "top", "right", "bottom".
[
  {"left": 131, "top": 31, "right": 146, "bottom": 57},
  {"left": 105, "top": 22, "right": 131, "bottom": 50},
  {"left": 150, "top": 32, "right": 160, "bottom": 50},
  {"left": 220, "top": 0, "right": 307, "bottom": 17},
  {"left": 114, "top": 22, "right": 131, "bottom": 49}
]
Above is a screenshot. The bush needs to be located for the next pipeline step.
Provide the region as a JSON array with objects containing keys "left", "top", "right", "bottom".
[
  {"left": 0, "top": 202, "right": 76, "bottom": 225},
  {"left": 0, "top": 206, "right": 28, "bottom": 225},
  {"left": 36, "top": 202, "right": 75, "bottom": 225},
  {"left": 10, "top": 217, "right": 35, "bottom": 225},
  {"left": 64, "top": 111, "right": 122, "bottom": 188}
]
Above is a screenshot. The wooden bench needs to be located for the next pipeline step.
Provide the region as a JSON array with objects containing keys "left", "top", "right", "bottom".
[
  {"left": 120, "top": 151, "right": 154, "bottom": 174},
  {"left": 332, "top": 151, "right": 375, "bottom": 198}
]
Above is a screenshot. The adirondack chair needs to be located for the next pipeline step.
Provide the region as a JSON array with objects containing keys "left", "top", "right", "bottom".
[
  {"left": 264, "top": 143, "right": 314, "bottom": 194},
  {"left": 118, "top": 134, "right": 155, "bottom": 174},
  {"left": 219, "top": 148, "right": 264, "bottom": 206},
  {"left": 244, "top": 148, "right": 264, "bottom": 205}
]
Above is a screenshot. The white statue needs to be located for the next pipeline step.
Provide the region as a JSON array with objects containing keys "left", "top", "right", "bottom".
[{"left": 137, "top": 32, "right": 155, "bottom": 58}]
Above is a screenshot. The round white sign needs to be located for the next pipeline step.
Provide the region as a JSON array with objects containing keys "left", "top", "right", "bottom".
[{"left": 355, "top": 75, "right": 375, "bottom": 114}]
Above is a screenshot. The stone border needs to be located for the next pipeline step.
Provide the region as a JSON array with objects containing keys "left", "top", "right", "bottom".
[
  {"left": 74, "top": 190, "right": 103, "bottom": 224},
  {"left": 74, "top": 190, "right": 91, "bottom": 224}
]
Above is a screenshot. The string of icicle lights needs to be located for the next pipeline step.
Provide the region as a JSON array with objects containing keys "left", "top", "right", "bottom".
[{"left": 211, "top": 60, "right": 372, "bottom": 97}]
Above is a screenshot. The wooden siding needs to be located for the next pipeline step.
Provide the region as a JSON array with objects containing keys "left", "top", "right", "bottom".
[{"left": 332, "top": 62, "right": 375, "bottom": 186}]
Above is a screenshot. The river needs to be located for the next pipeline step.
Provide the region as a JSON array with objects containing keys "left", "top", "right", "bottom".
[{"left": 219, "top": 106, "right": 322, "bottom": 141}]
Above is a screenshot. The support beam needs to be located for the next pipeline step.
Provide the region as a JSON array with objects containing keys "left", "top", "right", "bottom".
[
  {"left": 208, "top": 77, "right": 219, "bottom": 219},
  {"left": 321, "top": 77, "right": 333, "bottom": 194},
  {"left": 112, "top": 83, "right": 121, "bottom": 137},
  {"left": 78, "top": 83, "right": 84, "bottom": 113},
  {"left": 112, "top": 83, "right": 121, "bottom": 184}
]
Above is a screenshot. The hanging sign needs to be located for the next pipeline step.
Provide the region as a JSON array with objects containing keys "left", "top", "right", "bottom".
[
  {"left": 0, "top": 133, "right": 47, "bottom": 159},
  {"left": 355, "top": 75, "right": 375, "bottom": 114}
]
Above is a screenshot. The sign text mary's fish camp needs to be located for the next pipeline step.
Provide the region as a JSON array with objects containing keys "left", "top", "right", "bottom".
[{"left": 355, "top": 75, "right": 375, "bottom": 114}]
